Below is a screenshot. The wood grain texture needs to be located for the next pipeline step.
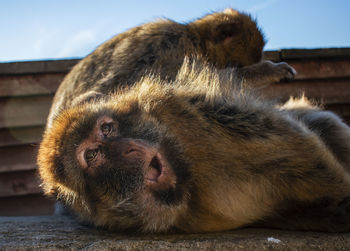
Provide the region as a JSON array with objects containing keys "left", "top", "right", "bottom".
[
  {"left": 0, "top": 95, "right": 52, "bottom": 128},
  {"left": 0, "top": 145, "right": 38, "bottom": 173},
  {"left": 0, "top": 126, "right": 44, "bottom": 147},
  {"left": 0, "top": 73, "right": 64, "bottom": 97},
  {"left": 0, "top": 170, "right": 41, "bottom": 197},
  {"left": 0, "top": 59, "right": 79, "bottom": 75}
]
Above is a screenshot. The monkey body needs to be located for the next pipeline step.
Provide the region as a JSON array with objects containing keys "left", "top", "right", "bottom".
[{"left": 38, "top": 61, "right": 350, "bottom": 233}]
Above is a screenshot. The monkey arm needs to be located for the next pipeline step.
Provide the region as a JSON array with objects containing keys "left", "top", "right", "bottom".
[{"left": 279, "top": 97, "right": 350, "bottom": 173}]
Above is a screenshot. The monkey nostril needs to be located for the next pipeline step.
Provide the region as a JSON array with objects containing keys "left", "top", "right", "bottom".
[
  {"left": 146, "top": 156, "right": 162, "bottom": 182},
  {"left": 150, "top": 156, "right": 161, "bottom": 172}
]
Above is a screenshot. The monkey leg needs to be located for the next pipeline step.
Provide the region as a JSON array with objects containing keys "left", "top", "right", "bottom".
[
  {"left": 236, "top": 60, "right": 296, "bottom": 88},
  {"left": 251, "top": 114, "right": 350, "bottom": 231},
  {"left": 300, "top": 111, "right": 350, "bottom": 172},
  {"left": 247, "top": 99, "right": 350, "bottom": 232},
  {"left": 280, "top": 98, "right": 350, "bottom": 173},
  {"left": 245, "top": 134, "right": 350, "bottom": 232},
  {"left": 267, "top": 141, "right": 350, "bottom": 231}
]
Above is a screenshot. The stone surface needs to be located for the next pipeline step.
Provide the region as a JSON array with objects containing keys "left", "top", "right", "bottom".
[{"left": 1, "top": 216, "right": 350, "bottom": 250}]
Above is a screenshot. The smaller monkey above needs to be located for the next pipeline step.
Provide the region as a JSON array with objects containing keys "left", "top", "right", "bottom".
[{"left": 48, "top": 8, "right": 295, "bottom": 128}]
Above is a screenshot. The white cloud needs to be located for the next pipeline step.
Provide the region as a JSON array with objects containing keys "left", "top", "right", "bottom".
[
  {"left": 248, "top": 0, "right": 278, "bottom": 13},
  {"left": 56, "top": 29, "right": 97, "bottom": 58},
  {"left": 32, "top": 26, "right": 59, "bottom": 57}
]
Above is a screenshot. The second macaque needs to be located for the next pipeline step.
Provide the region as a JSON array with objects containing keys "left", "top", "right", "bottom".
[{"left": 47, "top": 8, "right": 295, "bottom": 128}]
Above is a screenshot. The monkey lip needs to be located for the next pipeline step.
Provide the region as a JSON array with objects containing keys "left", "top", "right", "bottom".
[{"left": 145, "top": 154, "right": 163, "bottom": 183}]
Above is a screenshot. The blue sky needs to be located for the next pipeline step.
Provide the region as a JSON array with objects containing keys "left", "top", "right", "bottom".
[{"left": 1, "top": 0, "right": 349, "bottom": 62}]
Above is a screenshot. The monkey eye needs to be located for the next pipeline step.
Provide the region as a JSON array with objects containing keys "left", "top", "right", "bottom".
[
  {"left": 100, "top": 123, "right": 113, "bottom": 136},
  {"left": 85, "top": 149, "right": 98, "bottom": 162}
]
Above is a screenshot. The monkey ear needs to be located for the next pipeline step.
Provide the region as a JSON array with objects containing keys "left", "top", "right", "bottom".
[{"left": 212, "top": 21, "right": 241, "bottom": 43}]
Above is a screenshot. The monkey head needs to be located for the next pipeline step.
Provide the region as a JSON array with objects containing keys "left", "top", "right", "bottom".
[
  {"left": 190, "top": 8, "right": 265, "bottom": 68},
  {"left": 37, "top": 98, "right": 191, "bottom": 232}
]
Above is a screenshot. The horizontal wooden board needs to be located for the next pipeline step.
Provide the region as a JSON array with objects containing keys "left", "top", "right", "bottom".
[
  {"left": 265, "top": 48, "right": 350, "bottom": 61},
  {"left": 261, "top": 78, "right": 350, "bottom": 105},
  {"left": 0, "top": 49, "right": 348, "bottom": 77},
  {"left": 281, "top": 48, "right": 350, "bottom": 60},
  {"left": 290, "top": 60, "right": 350, "bottom": 80},
  {"left": 0, "top": 170, "right": 42, "bottom": 197},
  {"left": 1, "top": 60, "right": 348, "bottom": 98},
  {"left": 0, "top": 73, "right": 64, "bottom": 97},
  {"left": 0, "top": 194, "right": 54, "bottom": 216},
  {"left": 0, "top": 95, "right": 52, "bottom": 129},
  {"left": 0, "top": 126, "right": 44, "bottom": 147},
  {"left": 0, "top": 145, "right": 38, "bottom": 173},
  {"left": 263, "top": 51, "right": 281, "bottom": 62},
  {"left": 0, "top": 59, "right": 79, "bottom": 75}
]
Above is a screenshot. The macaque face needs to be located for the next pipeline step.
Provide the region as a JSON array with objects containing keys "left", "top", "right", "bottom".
[
  {"left": 75, "top": 113, "right": 182, "bottom": 201},
  {"left": 42, "top": 107, "right": 191, "bottom": 231}
]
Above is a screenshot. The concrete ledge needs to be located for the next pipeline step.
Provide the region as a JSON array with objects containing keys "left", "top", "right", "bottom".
[{"left": 1, "top": 216, "right": 350, "bottom": 250}]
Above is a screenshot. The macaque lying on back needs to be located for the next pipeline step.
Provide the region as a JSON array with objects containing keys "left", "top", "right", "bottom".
[{"left": 38, "top": 60, "right": 350, "bottom": 233}]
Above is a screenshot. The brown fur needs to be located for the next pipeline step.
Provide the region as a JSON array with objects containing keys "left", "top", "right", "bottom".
[
  {"left": 38, "top": 60, "right": 350, "bottom": 233},
  {"left": 47, "top": 8, "right": 295, "bottom": 129}
]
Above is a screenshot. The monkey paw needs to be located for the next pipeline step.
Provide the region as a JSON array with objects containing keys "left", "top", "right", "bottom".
[
  {"left": 271, "top": 61, "right": 296, "bottom": 82},
  {"left": 243, "top": 60, "right": 297, "bottom": 88}
]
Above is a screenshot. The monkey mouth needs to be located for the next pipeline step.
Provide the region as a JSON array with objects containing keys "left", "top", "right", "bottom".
[{"left": 145, "top": 154, "right": 163, "bottom": 183}]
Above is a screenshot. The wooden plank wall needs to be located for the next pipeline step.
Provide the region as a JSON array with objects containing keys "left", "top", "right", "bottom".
[
  {"left": 0, "top": 60, "right": 77, "bottom": 215},
  {"left": 0, "top": 48, "right": 350, "bottom": 216},
  {"left": 263, "top": 48, "right": 350, "bottom": 125}
]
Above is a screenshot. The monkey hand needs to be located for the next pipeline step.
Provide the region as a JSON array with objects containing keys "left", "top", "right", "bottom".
[{"left": 238, "top": 60, "right": 296, "bottom": 89}]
